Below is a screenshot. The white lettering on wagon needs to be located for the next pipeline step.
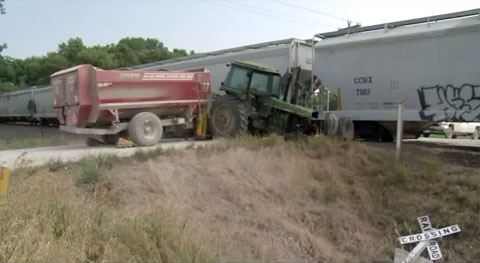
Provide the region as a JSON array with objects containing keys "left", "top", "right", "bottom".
[{"left": 142, "top": 73, "right": 194, "bottom": 81}]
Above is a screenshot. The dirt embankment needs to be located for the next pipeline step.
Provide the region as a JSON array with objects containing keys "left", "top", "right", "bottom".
[{"left": 0, "top": 136, "right": 478, "bottom": 262}]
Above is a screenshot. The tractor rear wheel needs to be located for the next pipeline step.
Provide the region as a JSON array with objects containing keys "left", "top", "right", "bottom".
[{"left": 209, "top": 95, "right": 248, "bottom": 137}]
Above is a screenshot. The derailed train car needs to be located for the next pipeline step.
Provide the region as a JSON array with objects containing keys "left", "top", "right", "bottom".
[
  {"left": 0, "top": 86, "right": 57, "bottom": 125},
  {"left": 313, "top": 9, "right": 480, "bottom": 140}
]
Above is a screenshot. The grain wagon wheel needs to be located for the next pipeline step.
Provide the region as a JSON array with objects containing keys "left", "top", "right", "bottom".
[
  {"left": 128, "top": 112, "right": 163, "bottom": 146},
  {"left": 209, "top": 95, "right": 248, "bottom": 137}
]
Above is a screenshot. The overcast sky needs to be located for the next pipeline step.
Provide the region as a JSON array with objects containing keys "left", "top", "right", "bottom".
[{"left": 0, "top": 0, "right": 479, "bottom": 58}]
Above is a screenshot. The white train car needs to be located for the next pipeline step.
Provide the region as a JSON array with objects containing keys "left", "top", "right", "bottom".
[{"left": 313, "top": 9, "right": 480, "bottom": 140}]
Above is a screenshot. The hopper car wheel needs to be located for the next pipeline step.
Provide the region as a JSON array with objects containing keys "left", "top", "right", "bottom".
[
  {"left": 128, "top": 112, "right": 163, "bottom": 146},
  {"left": 337, "top": 117, "right": 354, "bottom": 141},
  {"left": 323, "top": 112, "right": 338, "bottom": 137},
  {"left": 209, "top": 95, "right": 248, "bottom": 137}
]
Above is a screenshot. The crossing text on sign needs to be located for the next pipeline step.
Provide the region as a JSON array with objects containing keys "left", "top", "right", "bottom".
[{"left": 399, "top": 225, "right": 461, "bottom": 244}]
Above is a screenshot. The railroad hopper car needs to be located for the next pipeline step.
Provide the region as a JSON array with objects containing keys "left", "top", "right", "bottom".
[
  {"left": 133, "top": 38, "right": 312, "bottom": 94},
  {"left": 51, "top": 64, "right": 211, "bottom": 146},
  {"left": 0, "top": 86, "right": 57, "bottom": 125},
  {"left": 313, "top": 9, "right": 480, "bottom": 140}
]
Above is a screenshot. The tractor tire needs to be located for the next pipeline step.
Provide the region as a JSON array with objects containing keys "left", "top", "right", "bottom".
[
  {"left": 128, "top": 112, "right": 163, "bottom": 146},
  {"left": 209, "top": 95, "right": 248, "bottom": 137},
  {"left": 337, "top": 117, "right": 354, "bottom": 141}
]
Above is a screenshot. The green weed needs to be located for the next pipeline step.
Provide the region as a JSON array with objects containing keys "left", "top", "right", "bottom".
[
  {"left": 77, "top": 155, "right": 120, "bottom": 185},
  {"left": 50, "top": 204, "right": 70, "bottom": 239}
]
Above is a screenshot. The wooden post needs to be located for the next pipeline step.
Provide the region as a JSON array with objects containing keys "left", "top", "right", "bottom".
[
  {"left": 0, "top": 166, "right": 10, "bottom": 205},
  {"left": 396, "top": 100, "right": 404, "bottom": 162}
]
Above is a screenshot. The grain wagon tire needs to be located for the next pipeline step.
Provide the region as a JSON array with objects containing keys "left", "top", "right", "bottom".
[
  {"left": 209, "top": 95, "right": 248, "bottom": 137},
  {"left": 128, "top": 112, "right": 163, "bottom": 146},
  {"left": 444, "top": 126, "right": 454, "bottom": 139},
  {"left": 337, "top": 117, "right": 354, "bottom": 141}
]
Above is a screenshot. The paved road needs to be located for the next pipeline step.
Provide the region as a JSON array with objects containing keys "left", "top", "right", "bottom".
[{"left": 0, "top": 140, "right": 212, "bottom": 169}]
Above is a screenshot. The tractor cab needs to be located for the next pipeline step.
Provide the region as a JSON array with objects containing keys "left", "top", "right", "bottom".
[
  {"left": 221, "top": 61, "right": 282, "bottom": 99},
  {"left": 220, "top": 61, "right": 323, "bottom": 110}
]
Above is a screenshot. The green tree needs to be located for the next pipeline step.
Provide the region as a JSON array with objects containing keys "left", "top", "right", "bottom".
[
  {"left": 114, "top": 43, "right": 139, "bottom": 67},
  {"left": 77, "top": 46, "right": 119, "bottom": 69},
  {"left": 0, "top": 37, "right": 192, "bottom": 91},
  {"left": 172, "top": 48, "right": 188, "bottom": 57},
  {"left": 0, "top": 43, "right": 6, "bottom": 54},
  {"left": 0, "top": 0, "right": 5, "bottom": 15},
  {"left": 40, "top": 53, "right": 70, "bottom": 82},
  {"left": 58, "top": 38, "right": 85, "bottom": 65}
]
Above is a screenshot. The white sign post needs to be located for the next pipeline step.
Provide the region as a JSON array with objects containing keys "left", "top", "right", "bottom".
[
  {"left": 395, "top": 100, "right": 404, "bottom": 162},
  {"left": 396, "top": 216, "right": 461, "bottom": 263}
]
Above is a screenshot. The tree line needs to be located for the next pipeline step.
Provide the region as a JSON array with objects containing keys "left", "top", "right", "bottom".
[{"left": 0, "top": 37, "right": 194, "bottom": 92}]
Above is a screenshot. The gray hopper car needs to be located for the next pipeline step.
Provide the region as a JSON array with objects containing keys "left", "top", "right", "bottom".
[
  {"left": 313, "top": 9, "right": 480, "bottom": 140},
  {"left": 0, "top": 86, "right": 58, "bottom": 125}
]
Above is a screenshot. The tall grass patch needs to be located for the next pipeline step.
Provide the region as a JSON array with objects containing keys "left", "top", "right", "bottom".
[{"left": 77, "top": 155, "right": 120, "bottom": 185}]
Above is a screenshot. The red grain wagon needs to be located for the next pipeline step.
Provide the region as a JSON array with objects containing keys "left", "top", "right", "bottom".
[{"left": 50, "top": 64, "right": 210, "bottom": 146}]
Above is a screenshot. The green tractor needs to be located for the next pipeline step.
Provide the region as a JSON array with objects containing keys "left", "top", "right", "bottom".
[{"left": 209, "top": 60, "right": 353, "bottom": 138}]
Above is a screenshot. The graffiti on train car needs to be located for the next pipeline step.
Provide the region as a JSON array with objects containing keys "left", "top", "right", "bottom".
[{"left": 418, "top": 83, "right": 480, "bottom": 121}]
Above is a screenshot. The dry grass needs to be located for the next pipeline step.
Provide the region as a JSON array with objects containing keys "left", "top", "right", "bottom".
[{"left": 1, "top": 135, "right": 478, "bottom": 262}]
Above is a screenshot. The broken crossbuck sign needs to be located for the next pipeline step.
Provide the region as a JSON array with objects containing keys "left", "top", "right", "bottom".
[{"left": 397, "top": 216, "right": 461, "bottom": 262}]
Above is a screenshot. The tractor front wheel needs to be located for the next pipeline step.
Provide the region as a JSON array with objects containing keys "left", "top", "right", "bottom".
[{"left": 209, "top": 95, "right": 248, "bottom": 137}]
